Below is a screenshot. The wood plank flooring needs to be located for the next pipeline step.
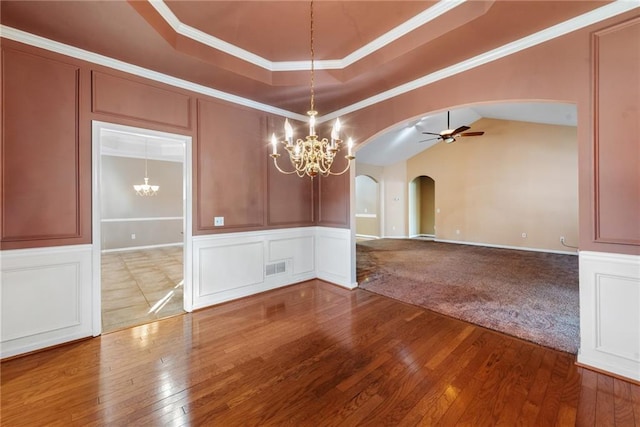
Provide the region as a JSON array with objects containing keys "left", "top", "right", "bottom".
[{"left": 2, "top": 280, "right": 639, "bottom": 426}]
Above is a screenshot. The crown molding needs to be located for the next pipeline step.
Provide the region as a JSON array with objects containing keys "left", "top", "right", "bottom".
[
  {"left": 320, "top": 0, "right": 640, "bottom": 122},
  {"left": 149, "top": 0, "right": 274, "bottom": 70},
  {"left": 340, "top": 0, "right": 465, "bottom": 69},
  {"left": 149, "top": 0, "right": 466, "bottom": 71},
  {"left": 1, "top": 0, "right": 637, "bottom": 124},
  {"left": 0, "top": 26, "right": 307, "bottom": 122}
]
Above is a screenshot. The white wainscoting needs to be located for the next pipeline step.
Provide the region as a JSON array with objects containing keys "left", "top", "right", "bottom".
[
  {"left": 579, "top": 251, "right": 640, "bottom": 382},
  {"left": 192, "top": 227, "right": 326, "bottom": 309},
  {"left": 0, "top": 245, "right": 93, "bottom": 358},
  {"left": 316, "top": 227, "right": 357, "bottom": 289},
  {"left": 0, "top": 226, "right": 354, "bottom": 357}
]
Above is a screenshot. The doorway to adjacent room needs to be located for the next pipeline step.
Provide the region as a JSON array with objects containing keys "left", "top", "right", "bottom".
[{"left": 92, "top": 121, "right": 193, "bottom": 334}]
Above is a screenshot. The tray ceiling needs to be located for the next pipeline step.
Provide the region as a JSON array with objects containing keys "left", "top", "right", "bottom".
[{"left": 1, "top": 0, "right": 615, "bottom": 115}]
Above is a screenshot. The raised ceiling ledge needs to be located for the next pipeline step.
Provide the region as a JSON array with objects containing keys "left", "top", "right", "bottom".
[{"left": 132, "top": 0, "right": 492, "bottom": 86}]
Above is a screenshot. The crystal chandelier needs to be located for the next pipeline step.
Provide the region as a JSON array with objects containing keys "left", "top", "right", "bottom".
[
  {"left": 270, "top": 0, "right": 354, "bottom": 178},
  {"left": 133, "top": 140, "right": 159, "bottom": 196}
]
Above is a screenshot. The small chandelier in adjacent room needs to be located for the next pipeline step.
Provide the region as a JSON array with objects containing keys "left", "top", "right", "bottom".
[
  {"left": 133, "top": 140, "right": 159, "bottom": 196},
  {"left": 270, "top": 0, "right": 354, "bottom": 178}
]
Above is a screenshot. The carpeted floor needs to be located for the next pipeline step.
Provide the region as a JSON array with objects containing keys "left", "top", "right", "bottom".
[{"left": 357, "top": 239, "right": 579, "bottom": 353}]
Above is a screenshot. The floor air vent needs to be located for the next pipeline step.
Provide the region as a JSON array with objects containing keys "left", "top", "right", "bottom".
[{"left": 265, "top": 261, "right": 286, "bottom": 276}]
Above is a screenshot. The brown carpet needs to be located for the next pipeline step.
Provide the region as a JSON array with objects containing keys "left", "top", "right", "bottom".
[{"left": 357, "top": 239, "right": 579, "bottom": 353}]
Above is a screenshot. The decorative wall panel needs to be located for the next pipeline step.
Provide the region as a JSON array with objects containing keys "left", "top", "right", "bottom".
[
  {"left": 198, "top": 241, "right": 264, "bottom": 295},
  {"left": 316, "top": 227, "right": 355, "bottom": 288},
  {"left": 191, "top": 228, "right": 317, "bottom": 309},
  {"left": 267, "top": 163, "right": 315, "bottom": 226},
  {"left": 268, "top": 235, "right": 315, "bottom": 275},
  {"left": 196, "top": 99, "right": 266, "bottom": 231},
  {"left": 190, "top": 227, "right": 351, "bottom": 309},
  {"left": 0, "top": 245, "right": 93, "bottom": 358},
  {"left": 317, "top": 171, "right": 350, "bottom": 228},
  {"left": 92, "top": 71, "right": 191, "bottom": 129},
  {"left": 592, "top": 18, "right": 640, "bottom": 246},
  {"left": 1, "top": 48, "right": 88, "bottom": 248},
  {"left": 579, "top": 251, "right": 640, "bottom": 382}
]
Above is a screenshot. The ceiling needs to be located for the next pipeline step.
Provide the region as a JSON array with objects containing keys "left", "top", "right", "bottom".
[
  {"left": 1, "top": 0, "right": 629, "bottom": 164},
  {"left": 355, "top": 102, "right": 578, "bottom": 166},
  {"left": 101, "top": 129, "right": 185, "bottom": 163}
]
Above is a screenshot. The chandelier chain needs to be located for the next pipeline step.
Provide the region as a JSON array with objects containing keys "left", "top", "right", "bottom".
[
  {"left": 268, "top": 0, "right": 354, "bottom": 179},
  {"left": 133, "top": 139, "right": 159, "bottom": 196},
  {"left": 144, "top": 141, "right": 149, "bottom": 177},
  {"left": 309, "top": 0, "right": 315, "bottom": 113}
]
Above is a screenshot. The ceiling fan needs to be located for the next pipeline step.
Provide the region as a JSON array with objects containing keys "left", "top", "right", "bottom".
[{"left": 419, "top": 111, "right": 484, "bottom": 144}]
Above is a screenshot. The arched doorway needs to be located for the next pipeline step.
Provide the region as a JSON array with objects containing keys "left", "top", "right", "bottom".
[
  {"left": 355, "top": 175, "right": 380, "bottom": 239},
  {"left": 409, "top": 175, "right": 435, "bottom": 238}
]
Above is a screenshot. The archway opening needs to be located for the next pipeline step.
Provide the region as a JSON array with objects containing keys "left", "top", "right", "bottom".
[
  {"left": 409, "top": 175, "right": 435, "bottom": 238},
  {"left": 355, "top": 175, "right": 380, "bottom": 239}
]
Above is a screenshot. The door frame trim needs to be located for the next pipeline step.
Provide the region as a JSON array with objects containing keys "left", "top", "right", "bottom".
[{"left": 91, "top": 120, "right": 193, "bottom": 336}]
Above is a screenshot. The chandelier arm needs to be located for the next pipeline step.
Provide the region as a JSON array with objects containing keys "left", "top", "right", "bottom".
[
  {"left": 325, "top": 158, "right": 353, "bottom": 176},
  {"left": 271, "top": 156, "right": 298, "bottom": 175}
]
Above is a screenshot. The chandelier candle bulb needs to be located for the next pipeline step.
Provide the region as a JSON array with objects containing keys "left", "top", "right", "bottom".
[
  {"left": 284, "top": 119, "right": 293, "bottom": 146},
  {"left": 331, "top": 118, "right": 341, "bottom": 148},
  {"left": 348, "top": 138, "right": 353, "bottom": 156},
  {"left": 271, "top": 133, "right": 278, "bottom": 155},
  {"left": 309, "top": 114, "right": 316, "bottom": 136}
]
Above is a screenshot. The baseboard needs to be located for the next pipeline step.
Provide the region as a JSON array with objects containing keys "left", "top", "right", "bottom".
[
  {"left": 355, "top": 234, "right": 380, "bottom": 240},
  {"left": 434, "top": 238, "right": 578, "bottom": 256},
  {"left": 101, "top": 242, "right": 183, "bottom": 253}
]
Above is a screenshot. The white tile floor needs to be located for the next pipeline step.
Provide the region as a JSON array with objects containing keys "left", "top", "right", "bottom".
[{"left": 101, "top": 246, "right": 184, "bottom": 333}]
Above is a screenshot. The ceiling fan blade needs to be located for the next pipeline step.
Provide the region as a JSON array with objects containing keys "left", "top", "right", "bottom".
[
  {"left": 460, "top": 131, "right": 485, "bottom": 137},
  {"left": 453, "top": 125, "right": 470, "bottom": 135},
  {"left": 418, "top": 137, "right": 440, "bottom": 143},
  {"left": 421, "top": 131, "right": 441, "bottom": 136}
]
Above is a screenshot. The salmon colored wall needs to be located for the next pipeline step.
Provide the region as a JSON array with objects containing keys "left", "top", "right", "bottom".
[
  {"left": 592, "top": 18, "right": 640, "bottom": 247},
  {"left": 345, "top": 11, "right": 640, "bottom": 256},
  {"left": 407, "top": 118, "right": 578, "bottom": 252},
  {"left": 1, "top": 47, "right": 92, "bottom": 249},
  {"left": 2, "top": 12, "right": 637, "bottom": 254},
  {"left": 1, "top": 40, "right": 350, "bottom": 250}
]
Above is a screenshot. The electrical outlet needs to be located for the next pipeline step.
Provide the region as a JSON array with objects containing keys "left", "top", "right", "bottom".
[
  {"left": 560, "top": 236, "right": 565, "bottom": 244},
  {"left": 214, "top": 217, "right": 224, "bottom": 226},
  {"left": 131, "top": 233, "right": 136, "bottom": 240}
]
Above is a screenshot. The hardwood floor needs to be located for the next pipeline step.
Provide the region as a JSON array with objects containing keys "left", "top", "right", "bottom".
[{"left": 2, "top": 280, "right": 639, "bottom": 426}]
